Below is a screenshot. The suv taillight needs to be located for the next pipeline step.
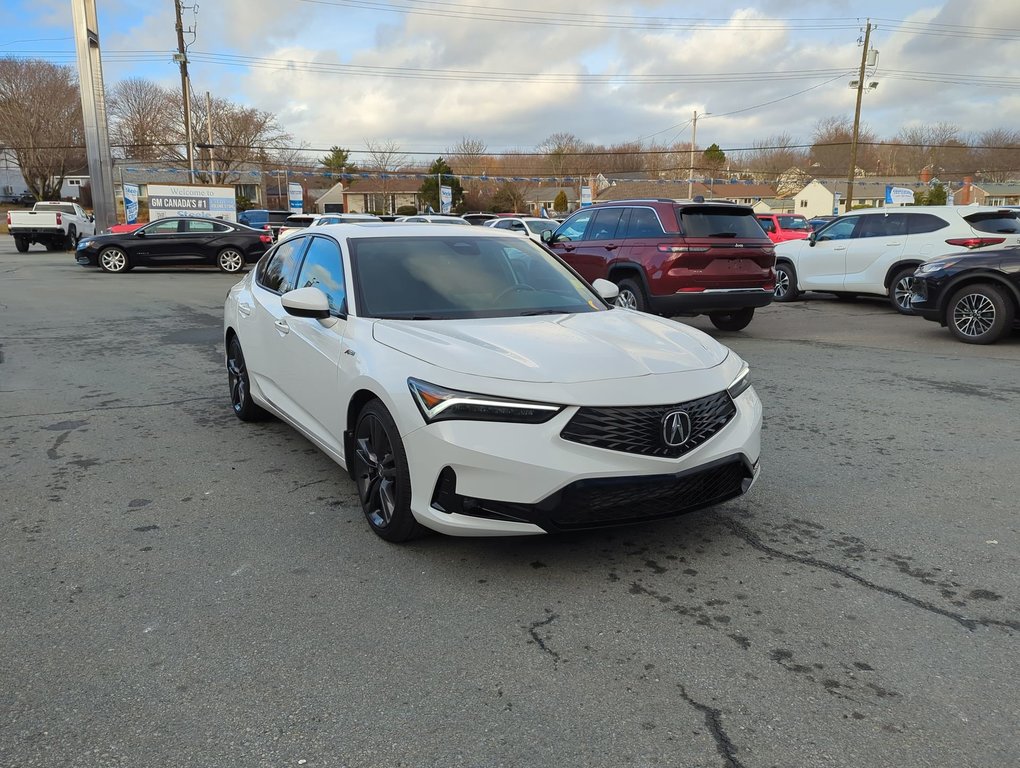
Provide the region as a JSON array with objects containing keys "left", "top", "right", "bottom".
[
  {"left": 946, "top": 237, "right": 1005, "bottom": 249},
  {"left": 657, "top": 244, "right": 709, "bottom": 253}
]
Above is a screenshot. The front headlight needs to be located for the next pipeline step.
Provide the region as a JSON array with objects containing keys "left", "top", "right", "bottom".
[
  {"left": 918, "top": 260, "right": 955, "bottom": 274},
  {"left": 408, "top": 378, "right": 563, "bottom": 424},
  {"left": 727, "top": 362, "right": 751, "bottom": 400}
]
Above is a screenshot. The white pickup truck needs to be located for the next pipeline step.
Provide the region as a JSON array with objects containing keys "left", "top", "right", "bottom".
[{"left": 7, "top": 201, "right": 96, "bottom": 252}]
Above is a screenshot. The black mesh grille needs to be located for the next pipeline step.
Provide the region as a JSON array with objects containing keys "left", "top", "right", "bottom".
[
  {"left": 466, "top": 458, "right": 751, "bottom": 530},
  {"left": 560, "top": 391, "right": 736, "bottom": 458}
]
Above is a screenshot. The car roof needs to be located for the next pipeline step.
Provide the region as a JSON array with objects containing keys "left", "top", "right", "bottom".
[
  {"left": 294, "top": 222, "right": 520, "bottom": 239},
  {"left": 843, "top": 205, "right": 1014, "bottom": 216}
]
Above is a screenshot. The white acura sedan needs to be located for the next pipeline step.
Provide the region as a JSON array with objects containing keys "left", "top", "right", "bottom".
[{"left": 224, "top": 223, "right": 762, "bottom": 541}]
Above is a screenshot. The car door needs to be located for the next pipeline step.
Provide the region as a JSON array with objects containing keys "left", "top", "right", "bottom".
[
  {"left": 547, "top": 208, "right": 597, "bottom": 280},
  {"left": 131, "top": 218, "right": 185, "bottom": 264},
  {"left": 797, "top": 216, "right": 860, "bottom": 291},
  {"left": 843, "top": 213, "right": 908, "bottom": 293},
  {"left": 245, "top": 235, "right": 310, "bottom": 415},
  {"left": 269, "top": 235, "right": 349, "bottom": 453},
  {"left": 180, "top": 218, "right": 227, "bottom": 263}
]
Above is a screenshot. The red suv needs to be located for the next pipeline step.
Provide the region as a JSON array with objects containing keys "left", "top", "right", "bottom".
[
  {"left": 756, "top": 213, "right": 812, "bottom": 243},
  {"left": 543, "top": 199, "right": 775, "bottom": 330}
]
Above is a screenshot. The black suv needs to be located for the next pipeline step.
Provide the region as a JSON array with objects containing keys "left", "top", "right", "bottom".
[
  {"left": 543, "top": 198, "right": 775, "bottom": 330},
  {"left": 910, "top": 248, "right": 1020, "bottom": 344}
]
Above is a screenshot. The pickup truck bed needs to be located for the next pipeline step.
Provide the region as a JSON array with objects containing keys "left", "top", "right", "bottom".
[{"left": 8, "top": 202, "right": 95, "bottom": 252}]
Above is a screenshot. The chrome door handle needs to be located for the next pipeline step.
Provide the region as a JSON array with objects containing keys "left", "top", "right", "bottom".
[
  {"left": 238, "top": 303, "right": 252, "bottom": 317},
  {"left": 274, "top": 319, "right": 290, "bottom": 334}
]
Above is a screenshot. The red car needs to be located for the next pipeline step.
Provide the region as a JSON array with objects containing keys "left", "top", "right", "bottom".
[
  {"left": 756, "top": 213, "right": 811, "bottom": 243},
  {"left": 105, "top": 222, "right": 145, "bottom": 234}
]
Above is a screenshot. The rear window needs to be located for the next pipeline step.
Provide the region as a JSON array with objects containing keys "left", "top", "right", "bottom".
[
  {"left": 268, "top": 212, "right": 293, "bottom": 224},
  {"left": 965, "top": 212, "right": 1020, "bottom": 234},
  {"left": 777, "top": 216, "right": 810, "bottom": 230},
  {"left": 284, "top": 216, "right": 316, "bottom": 227},
  {"left": 678, "top": 207, "right": 767, "bottom": 239}
]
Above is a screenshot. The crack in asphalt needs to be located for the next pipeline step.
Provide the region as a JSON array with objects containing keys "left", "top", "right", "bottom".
[
  {"left": 717, "top": 516, "right": 1020, "bottom": 634},
  {"left": 0, "top": 396, "right": 221, "bottom": 421},
  {"left": 527, "top": 612, "right": 560, "bottom": 663},
  {"left": 677, "top": 684, "right": 745, "bottom": 768}
]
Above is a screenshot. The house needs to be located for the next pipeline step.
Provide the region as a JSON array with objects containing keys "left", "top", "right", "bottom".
[
  {"left": 326, "top": 179, "right": 422, "bottom": 214},
  {"left": 524, "top": 186, "right": 579, "bottom": 215},
  {"left": 791, "top": 177, "right": 946, "bottom": 218},
  {"left": 596, "top": 179, "right": 778, "bottom": 206},
  {"left": 955, "top": 181, "right": 1020, "bottom": 206},
  {"left": 752, "top": 198, "right": 796, "bottom": 214}
]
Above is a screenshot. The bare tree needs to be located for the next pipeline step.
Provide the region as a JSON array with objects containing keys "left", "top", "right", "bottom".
[
  {"left": 108, "top": 78, "right": 177, "bottom": 160},
  {"left": 810, "top": 116, "right": 876, "bottom": 177},
  {"left": 0, "top": 58, "right": 84, "bottom": 199},
  {"left": 364, "top": 139, "right": 410, "bottom": 174},
  {"left": 974, "top": 128, "right": 1020, "bottom": 182},
  {"left": 447, "top": 136, "right": 489, "bottom": 176},
  {"left": 188, "top": 95, "right": 292, "bottom": 183},
  {"left": 733, "top": 133, "right": 807, "bottom": 179}
]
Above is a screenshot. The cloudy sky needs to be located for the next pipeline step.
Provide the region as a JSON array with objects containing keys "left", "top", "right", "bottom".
[{"left": 7, "top": 0, "right": 1020, "bottom": 162}]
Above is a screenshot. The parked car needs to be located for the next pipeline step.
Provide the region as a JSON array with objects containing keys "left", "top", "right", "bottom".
[
  {"left": 399, "top": 214, "right": 470, "bottom": 225},
  {"left": 910, "top": 248, "right": 1020, "bottom": 344},
  {"left": 484, "top": 216, "right": 559, "bottom": 243},
  {"left": 237, "top": 209, "right": 293, "bottom": 240},
  {"left": 312, "top": 213, "right": 381, "bottom": 227},
  {"left": 756, "top": 213, "right": 812, "bottom": 243},
  {"left": 807, "top": 215, "right": 837, "bottom": 230},
  {"left": 104, "top": 222, "right": 145, "bottom": 234},
  {"left": 224, "top": 223, "right": 762, "bottom": 540},
  {"left": 543, "top": 198, "right": 775, "bottom": 331},
  {"left": 75, "top": 216, "right": 272, "bottom": 273},
  {"left": 276, "top": 213, "right": 320, "bottom": 241},
  {"left": 773, "top": 206, "right": 1020, "bottom": 313},
  {"left": 8, "top": 201, "right": 96, "bottom": 252},
  {"left": 462, "top": 212, "right": 498, "bottom": 226}
]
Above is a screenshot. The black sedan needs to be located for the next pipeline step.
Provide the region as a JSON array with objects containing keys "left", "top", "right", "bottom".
[
  {"left": 910, "top": 248, "right": 1020, "bottom": 344},
  {"left": 75, "top": 217, "right": 273, "bottom": 274}
]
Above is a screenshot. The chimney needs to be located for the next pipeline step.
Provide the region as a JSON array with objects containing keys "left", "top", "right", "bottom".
[
  {"left": 919, "top": 167, "right": 931, "bottom": 184},
  {"left": 961, "top": 176, "right": 973, "bottom": 205}
]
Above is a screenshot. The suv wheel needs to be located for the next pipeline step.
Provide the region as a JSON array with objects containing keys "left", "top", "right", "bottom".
[
  {"left": 615, "top": 277, "right": 648, "bottom": 312},
  {"left": 946, "top": 284, "right": 1014, "bottom": 344},
  {"left": 709, "top": 307, "right": 755, "bottom": 331},
  {"left": 889, "top": 267, "right": 917, "bottom": 315},
  {"left": 773, "top": 263, "right": 800, "bottom": 302}
]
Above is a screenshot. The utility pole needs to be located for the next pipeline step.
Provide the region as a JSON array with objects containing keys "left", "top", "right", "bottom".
[
  {"left": 687, "top": 110, "right": 701, "bottom": 199},
  {"left": 205, "top": 90, "right": 215, "bottom": 183},
  {"left": 845, "top": 19, "right": 872, "bottom": 214},
  {"left": 174, "top": 0, "right": 195, "bottom": 184}
]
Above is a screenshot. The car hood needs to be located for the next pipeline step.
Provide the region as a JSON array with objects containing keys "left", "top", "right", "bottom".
[{"left": 371, "top": 310, "right": 728, "bottom": 383}]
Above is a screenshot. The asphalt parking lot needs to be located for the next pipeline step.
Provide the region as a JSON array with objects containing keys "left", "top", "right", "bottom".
[{"left": 2, "top": 242, "right": 1018, "bottom": 768}]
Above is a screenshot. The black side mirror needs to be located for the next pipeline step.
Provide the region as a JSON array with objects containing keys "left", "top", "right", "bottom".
[
  {"left": 808, "top": 231, "right": 817, "bottom": 247},
  {"left": 135, "top": 229, "right": 146, "bottom": 237}
]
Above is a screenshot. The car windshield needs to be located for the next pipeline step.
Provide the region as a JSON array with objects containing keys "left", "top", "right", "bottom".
[
  {"left": 777, "top": 216, "right": 810, "bottom": 230},
  {"left": 351, "top": 235, "right": 605, "bottom": 319},
  {"left": 524, "top": 220, "right": 557, "bottom": 234}
]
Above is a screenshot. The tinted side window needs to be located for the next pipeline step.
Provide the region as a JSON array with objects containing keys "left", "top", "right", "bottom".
[
  {"left": 555, "top": 209, "right": 594, "bottom": 241},
  {"left": 295, "top": 237, "right": 347, "bottom": 315},
  {"left": 816, "top": 217, "right": 858, "bottom": 241},
  {"left": 186, "top": 219, "right": 222, "bottom": 233},
  {"left": 589, "top": 208, "right": 625, "bottom": 240},
  {"left": 259, "top": 237, "right": 306, "bottom": 293},
  {"left": 625, "top": 208, "right": 664, "bottom": 238},
  {"left": 965, "top": 212, "right": 1020, "bottom": 234},
  {"left": 907, "top": 214, "right": 950, "bottom": 234},
  {"left": 857, "top": 213, "right": 909, "bottom": 238},
  {"left": 146, "top": 219, "right": 182, "bottom": 234},
  {"left": 758, "top": 218, "right": 775, "bottom": 233}
]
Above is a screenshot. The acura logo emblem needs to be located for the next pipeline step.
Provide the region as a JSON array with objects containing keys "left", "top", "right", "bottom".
[{"left": 662, "top": 410, "right": 692, "bottom": 447}]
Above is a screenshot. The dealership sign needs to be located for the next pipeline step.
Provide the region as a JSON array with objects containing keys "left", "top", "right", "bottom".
[
  {"left": 147, "top": 184, "right": 237, "bottom": 222},
  {"left": 288, "top": 182, "right": 304, "bottom": 214}
]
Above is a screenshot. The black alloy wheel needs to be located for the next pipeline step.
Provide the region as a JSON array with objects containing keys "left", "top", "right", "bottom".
[
  {"left": 709, "top": 307, "right": 755, "bottom": 331},
  {"left": 353, "top": 400, "right": 423, "bottom": 542},
  {"left": 946, "top": 283, "right": 1014, "bottom": 345},
  {"left": 773, "top": 262, "right": 799, "bottom": 302},
  {"left": 227, "top": 336, "right": 267, "bottom": 421}
]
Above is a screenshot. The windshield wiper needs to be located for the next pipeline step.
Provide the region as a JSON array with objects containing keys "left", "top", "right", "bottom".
[
  {"left": 518, "top": 309, "right": 570, "bottom": 316},
  {"left": 375, "top": 314, "right": 441, "bottom": 320}
]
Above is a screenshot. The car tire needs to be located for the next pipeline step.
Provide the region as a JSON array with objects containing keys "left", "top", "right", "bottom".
[
  {"left": 945, "top": 284, "right": 1014, "bottom": 345},
  {"left": 226, "top": 336, "right": 268, "bottom": 421},
  {"left": 615, "top": 277, "right": 648, "bottom": 312},
  {"left": 353, "top": 399, "right": 425, "bottom": 543},
  {"left": 773, "top": 262, "right": 800, "bottom": 302},
  {"left": 889, "top": 267, "right": 917, "bottom": 315},
  {"left": 217, "top": 248, "right": 245, "bottom": 273},
  {"left": 99, "top": 247, "right": 130, "bottom": 273},
  {"left": 709, "top": 307, "right": 755, "bottom": 331},
  {"left": 65, "top": 226, "right": 77, "bottom": 250},
  {"left": 14, "top": 236, "right": 28, "bottom": 253}
]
